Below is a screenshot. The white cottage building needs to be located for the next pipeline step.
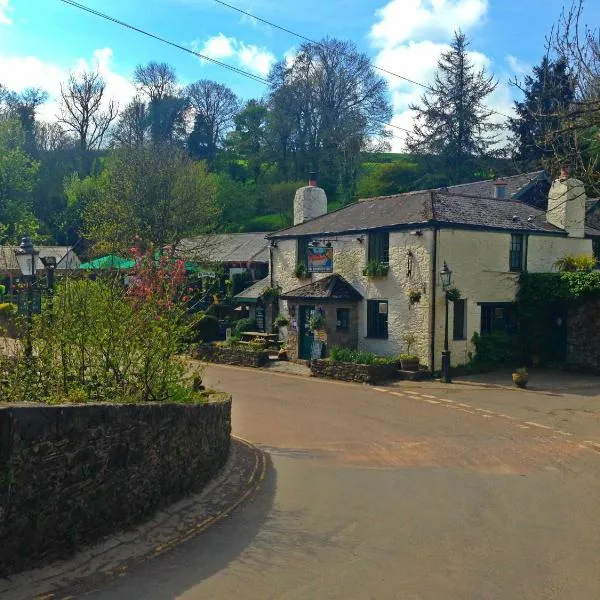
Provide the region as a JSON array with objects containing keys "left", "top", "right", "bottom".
[{"left": 268, "top": 170, "right": 597, "bottom": 369}]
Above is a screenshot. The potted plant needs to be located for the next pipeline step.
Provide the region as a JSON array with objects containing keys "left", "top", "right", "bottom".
[
  {"left": 446, "top": 287, "right": 461, "bottom": 302},
  {"left": 400, "top": 332, "right": 419, "bottom": 371},
  {"left": 363, "top": 260, "right": 389, "bottom": 277},
  {"left": 294, "top": 263, "right": 310, "bottom": 279},
  {"left": 274, "top": 314, "right": 289, "bottom": 328},
  {"left": 308, "top": 313, "right": 324, "bottom": 331},
  {"left": 408, "top": 289, "right": 422, "bottom": 305},
  {"left": 512, "top": 367, "right": 529, "bottom": 388},
  {"left": 261, "top": 286, "right": 281, "bottom": 302}
]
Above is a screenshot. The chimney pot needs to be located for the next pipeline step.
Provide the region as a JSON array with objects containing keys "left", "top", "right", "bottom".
[
  {"left": 560, "top": 164, "right": 570, "bottom": 180},
  {"left": 494, "top": 180, "right": 508, "bottom": 199},
  {"left": 309, "top": 171, "right": 317, "bottom": 187}
]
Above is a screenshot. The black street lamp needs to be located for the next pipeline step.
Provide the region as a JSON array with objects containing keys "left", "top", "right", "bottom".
[
  {"left": 14, "top": 235, "right": 39, "bottom": 359},
  {"left": 440, "top": 261, "right": 452, "bottom": 383}
]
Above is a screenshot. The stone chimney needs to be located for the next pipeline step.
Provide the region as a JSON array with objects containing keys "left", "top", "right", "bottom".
[
  {"left": 293, "top": 172, "right": 327, "bottom": 225},
  {"left": 494, "top": 180, "right": 508, "bottom": 199},
  {"left": 546, "top": 165, "right": 587, "bottom": 238}
]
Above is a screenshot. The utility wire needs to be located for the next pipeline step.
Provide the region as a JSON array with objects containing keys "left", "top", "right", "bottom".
[
  {"left": 58, "top": 0, "right": 411, "bottom": 139},
  {"left": 211, "top": 0, "right": 513, "bottom": 121}
]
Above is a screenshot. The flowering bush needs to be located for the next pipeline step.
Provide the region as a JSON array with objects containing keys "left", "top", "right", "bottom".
[{"left": 2, "top": 244, "right": 205, "bottom": 405}]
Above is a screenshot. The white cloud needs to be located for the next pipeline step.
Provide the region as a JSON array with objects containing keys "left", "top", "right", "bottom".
[
  {"left": 0, "top": 48, "right": 135, "bottom": 122},
  {"left": 0, "top": 0, "right": 12, "bottom": 25},
  {"left": 370, "top": 0, "right": 488, "bottom": 48},
  {"left": 198, "top": 33, "right": 276, "bottom": 77},
  {"left": 368, "top": 0, "right": 517, "bottom": 151},
  {"left": 506, "top": 54, "right": 530, "bottom": 78}
]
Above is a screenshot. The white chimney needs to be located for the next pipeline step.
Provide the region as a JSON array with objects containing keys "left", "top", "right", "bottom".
[
  {"left": 547, "top": 166, "right": 586, "bottom": 238},
  {"left": 494, "top": 180, "right": 508, "bottom": 199},
  {"left": 293, "top": 172, "right": 327, "bottom": 226}
]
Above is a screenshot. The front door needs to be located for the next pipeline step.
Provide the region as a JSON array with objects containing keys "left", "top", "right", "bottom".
[{"left": 298, "top": 305, "right": 315, "bottom": 360}]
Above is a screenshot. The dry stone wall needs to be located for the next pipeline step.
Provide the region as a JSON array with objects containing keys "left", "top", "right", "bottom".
[{"left": 0, "top": 398, "right": 231, "bottom": 576}]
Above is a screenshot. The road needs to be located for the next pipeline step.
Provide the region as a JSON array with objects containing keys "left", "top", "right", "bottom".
[{"left": 84, "top": 365, "right": 600, "bottom": 599}]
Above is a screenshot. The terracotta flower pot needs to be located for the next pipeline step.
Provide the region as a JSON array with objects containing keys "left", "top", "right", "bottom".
[{"left": 512, "top": 373, "right": 528, "bottom": 388}]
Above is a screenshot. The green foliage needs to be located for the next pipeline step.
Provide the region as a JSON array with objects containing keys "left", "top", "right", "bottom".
[
  {"left": 446, "top": 287, "right": 462, "bottom": 302},
  {"left": 0, "top": 285, "right": 5, "bottom": 296},
  {"left": 329, "top": 346, "right": 379, "bottom": 365},
  {"left": 363, "top": 260, "right": 389, "bottom": 277},
  {"left": 408, "top": 290, "right": 422, "bottom": 304},
  {"left": 514, "top": 367, "right": 528, "bottom": 377},
  {"left": 1, "top": 272, "right": 204, "bottom": 404},
  {"left": 554, "top": 254, "right": 597, "bottom": 272},
  {"left": 356, "top": 160, "right": 420, "bottom": 198},
  {"left": 260, "top": 286, "right": 280, "bottom": 302},
  {"left": 308, "top": 313, "right": 324, "bottom": 331},
  {"left": 399, "top": 353, "right": 419, "bottom": 361},
  {"left": 274, "top": 314, "right": 289, "bottom": 328},
  {"left": 471, "top": 331, "right": 521, "bottom": 365},
  {"left": 0, "top": 303, "right": 17, "bottom": 317},
  {"left": 188, "top": 314, "right": 220, "bottom": 343},
  {"left": 233, "top": 318, "right": 257, "bottom": 335},
  {"left": 294, "top": 263, "right": 308, "bottom": 278}
]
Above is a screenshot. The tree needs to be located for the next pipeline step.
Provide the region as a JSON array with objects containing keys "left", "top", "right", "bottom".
[
  {"left": 186, "top": 80, "right": 240, "bottom": 163},
  {"left": 83, "top": 145, "right": 219, "bottom": 252},
  {"left": 510, "top": 57, "right": 576, "bottom": 168},
  {"left": 111, "top": 97, "right": 150, "bottom": 148},
  {"left": 228, "top": 99, "right": 268, "bottom": 181},
  {"left": 58, "top": 69, "right": 118, "bottom": 171},
  {"left": 356, "top": 160, "right": 420, "bottom": 198},
  {"left": 407, "top": 31, "right": 501, "bottom": 183},
  {"left": 0, "top": 118, "right": 40, "bottom": 243},
  {"left": 134, "top": 62, "right": 178, "bottom": 102},
  {"left": 6, "top": 87, "right": 48, "bottom": 157},
  {"left": 267, "top": 38, "right": 392, "bottom": 198}
]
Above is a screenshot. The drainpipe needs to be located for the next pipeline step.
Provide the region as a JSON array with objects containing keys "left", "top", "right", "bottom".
[{"left": 429, "top": 227, "right": 438, "bottom": 374}]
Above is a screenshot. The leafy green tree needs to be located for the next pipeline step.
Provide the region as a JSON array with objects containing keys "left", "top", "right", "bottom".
[
  {"left": 215, "top": 174, "right": 258, "bottom": 231},
  {"left": 0, "top": 118, "right": 40, "bottom": 243},
  {"left": 83, "top": 145, "right": 219, "bottom": 252},
  {"left": 407, "top": 31, "right": 501, "bottom": 183},
  {"left": 509, "top": 57, "right": 576, "bottom": 168},
  {"left": 228, "top": 99, "right": 268, "bottom": 181},
  {"left": 356, "top": 160, "right": 420, "bottom": 198}
]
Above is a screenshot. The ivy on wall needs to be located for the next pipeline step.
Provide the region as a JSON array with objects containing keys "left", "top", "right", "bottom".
[{"left": 517, "top": 272, "right": 600, "bottom": 362}]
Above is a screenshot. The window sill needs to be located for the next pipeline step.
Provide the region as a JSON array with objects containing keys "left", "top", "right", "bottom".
[{"left": 453, "top": 337, "right": 466, "bottom": 342}]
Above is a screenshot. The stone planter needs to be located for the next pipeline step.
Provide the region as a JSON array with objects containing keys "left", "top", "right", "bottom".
[
  {"left": 191, "top": 344, "right": 269, "bottom": 368},
  {"left": 512, "top": 372, "right": 528, "bottom": 388},
  {"left": 310, "top": 359, "right": 397, "bottom": 384},
  {"left": 400, "top": 357, "right": 419, "bottom": 371}
]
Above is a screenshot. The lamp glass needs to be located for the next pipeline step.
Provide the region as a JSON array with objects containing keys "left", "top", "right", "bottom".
[
  {"left": 15, "top": 252, "right": 36, "bottom": 277},
  {"left": 440, "top": 262, "right": 452, "bottom": 289}
]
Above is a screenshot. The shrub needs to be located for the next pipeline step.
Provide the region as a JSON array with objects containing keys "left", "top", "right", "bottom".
[
  {"left": 233, "top": 318, "right": 257, "bottom": 336},
  {"left": 446, "top": 287, "right": 461, "bottom": 302},
  {"left": 363, "top": 260, "right": 389, "bottom": 277},
  {"left": 329, "top": 346, "right": 379, "bottom": 365},
  {"left": 0, "top": 303, "right": 17, "bottom": 317},
  {"left": 187, "top": 314, "right": 220, "bottom": 343},
  {"left": 554, "top": 254, "right": 597, "bottom": 272},
  {"left": 274, "top": 314, "right": 289, "bottom": 328},
  {"left": 294, "top": 263, "right": 308, "bottom": 278},
  {"left": 260, "top": 286, "right": 280, "bottom": 302},
  {"left": 399, "top": 353, "right": 418, "bottom": 361},
  {"left": 471, "top": 331, "right": 521, "bottom": 365},
  {"left": 308, "top": 313, "right": 324, "bottom": 331}
]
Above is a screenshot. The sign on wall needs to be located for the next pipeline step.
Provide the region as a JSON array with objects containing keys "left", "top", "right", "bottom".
[{"left": 307, "top": 246, "right": 333, "bottom": 273}]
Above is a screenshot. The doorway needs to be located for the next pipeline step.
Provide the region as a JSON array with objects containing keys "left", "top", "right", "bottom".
[{"left": 298, "top": 305, "right": 315, "bottom": 360}]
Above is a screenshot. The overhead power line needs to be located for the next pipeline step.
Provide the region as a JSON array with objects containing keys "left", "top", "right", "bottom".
[
  {"left": 58, "top": 0, "right": 411, "bottom": 138},
  {"left": 212, "top": 0, "right": 513, "bottom": 121}
]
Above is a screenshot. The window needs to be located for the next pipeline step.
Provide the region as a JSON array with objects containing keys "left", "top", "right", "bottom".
[
  {"left": 367, "top": 300, "right": 388, "bottom": 339},
  {"left": 297, "top": 238, "right": 309, "bottom": 267},
  {"left": 509, "top": 234, "right": 524, "bottom": 272},
  {"left": 336, "top": 308, "right": 350, "bottom": 330},
  {"left": 368, "top": 231, "right": 389, "bottom": 265},
  {"left": 480, "top": 303, "right": 517, "bottom": 335},
  {"left": 453, "top": 299, "right": 466, "bottom": 340}
]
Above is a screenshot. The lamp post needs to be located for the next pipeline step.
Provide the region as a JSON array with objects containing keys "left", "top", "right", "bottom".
[
  {"left": 14, "top": 235, "right": 39, "bottom": 359},
  {"left": 440, "top": 261, "right": 452, "bottom": 383}
]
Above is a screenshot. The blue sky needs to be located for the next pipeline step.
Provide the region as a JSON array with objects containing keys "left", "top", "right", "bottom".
[{"left": 1, "top": 0, "right": 599, "bottom": 149}]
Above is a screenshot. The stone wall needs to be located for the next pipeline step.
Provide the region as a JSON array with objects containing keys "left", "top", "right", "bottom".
[
  {"left": 310, "top": 359, "right": 397, "bottom": 384},
  {"left": 567, "top": 296, "right": 600, "bottom": 371},
  {"left": 0, "top": 398, "right": 231, "bottom": 576},
  {"left": 192, "top": 344, "right": 269, "bottom": 367}
]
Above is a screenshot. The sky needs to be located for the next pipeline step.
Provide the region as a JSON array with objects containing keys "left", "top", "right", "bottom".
[{"left": 1, "top": 0, "right": 600, "bottom": 151}]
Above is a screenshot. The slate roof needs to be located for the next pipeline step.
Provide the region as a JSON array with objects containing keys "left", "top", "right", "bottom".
[
  {"left": 177, "top": 233, "right": 269, "bottom": 264},
  {"left": 0, "top": 246, "right": 80, "bottom": 273},
  {"left": 269, "top": 189, "right": 564, "bottom": 238},
  {"left": 281, "top": 274, "right": 363, "bottom": 302},
  {"left": 446, "top": 170, "right": 548, "bottom": 199},
  {"left": 232, "top": 277, "right": 270, "bottom": 304},
  {"left": 585, "top": 199, "right": 600, "bottom": 237}
]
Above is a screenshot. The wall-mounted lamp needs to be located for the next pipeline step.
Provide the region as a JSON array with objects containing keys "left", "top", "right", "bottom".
[
  {"left": 409, "top": 230, "right": 423, "bottom": 236},
  {"left": 325, "top": 241, "right": 332, "bottom": 248}
]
